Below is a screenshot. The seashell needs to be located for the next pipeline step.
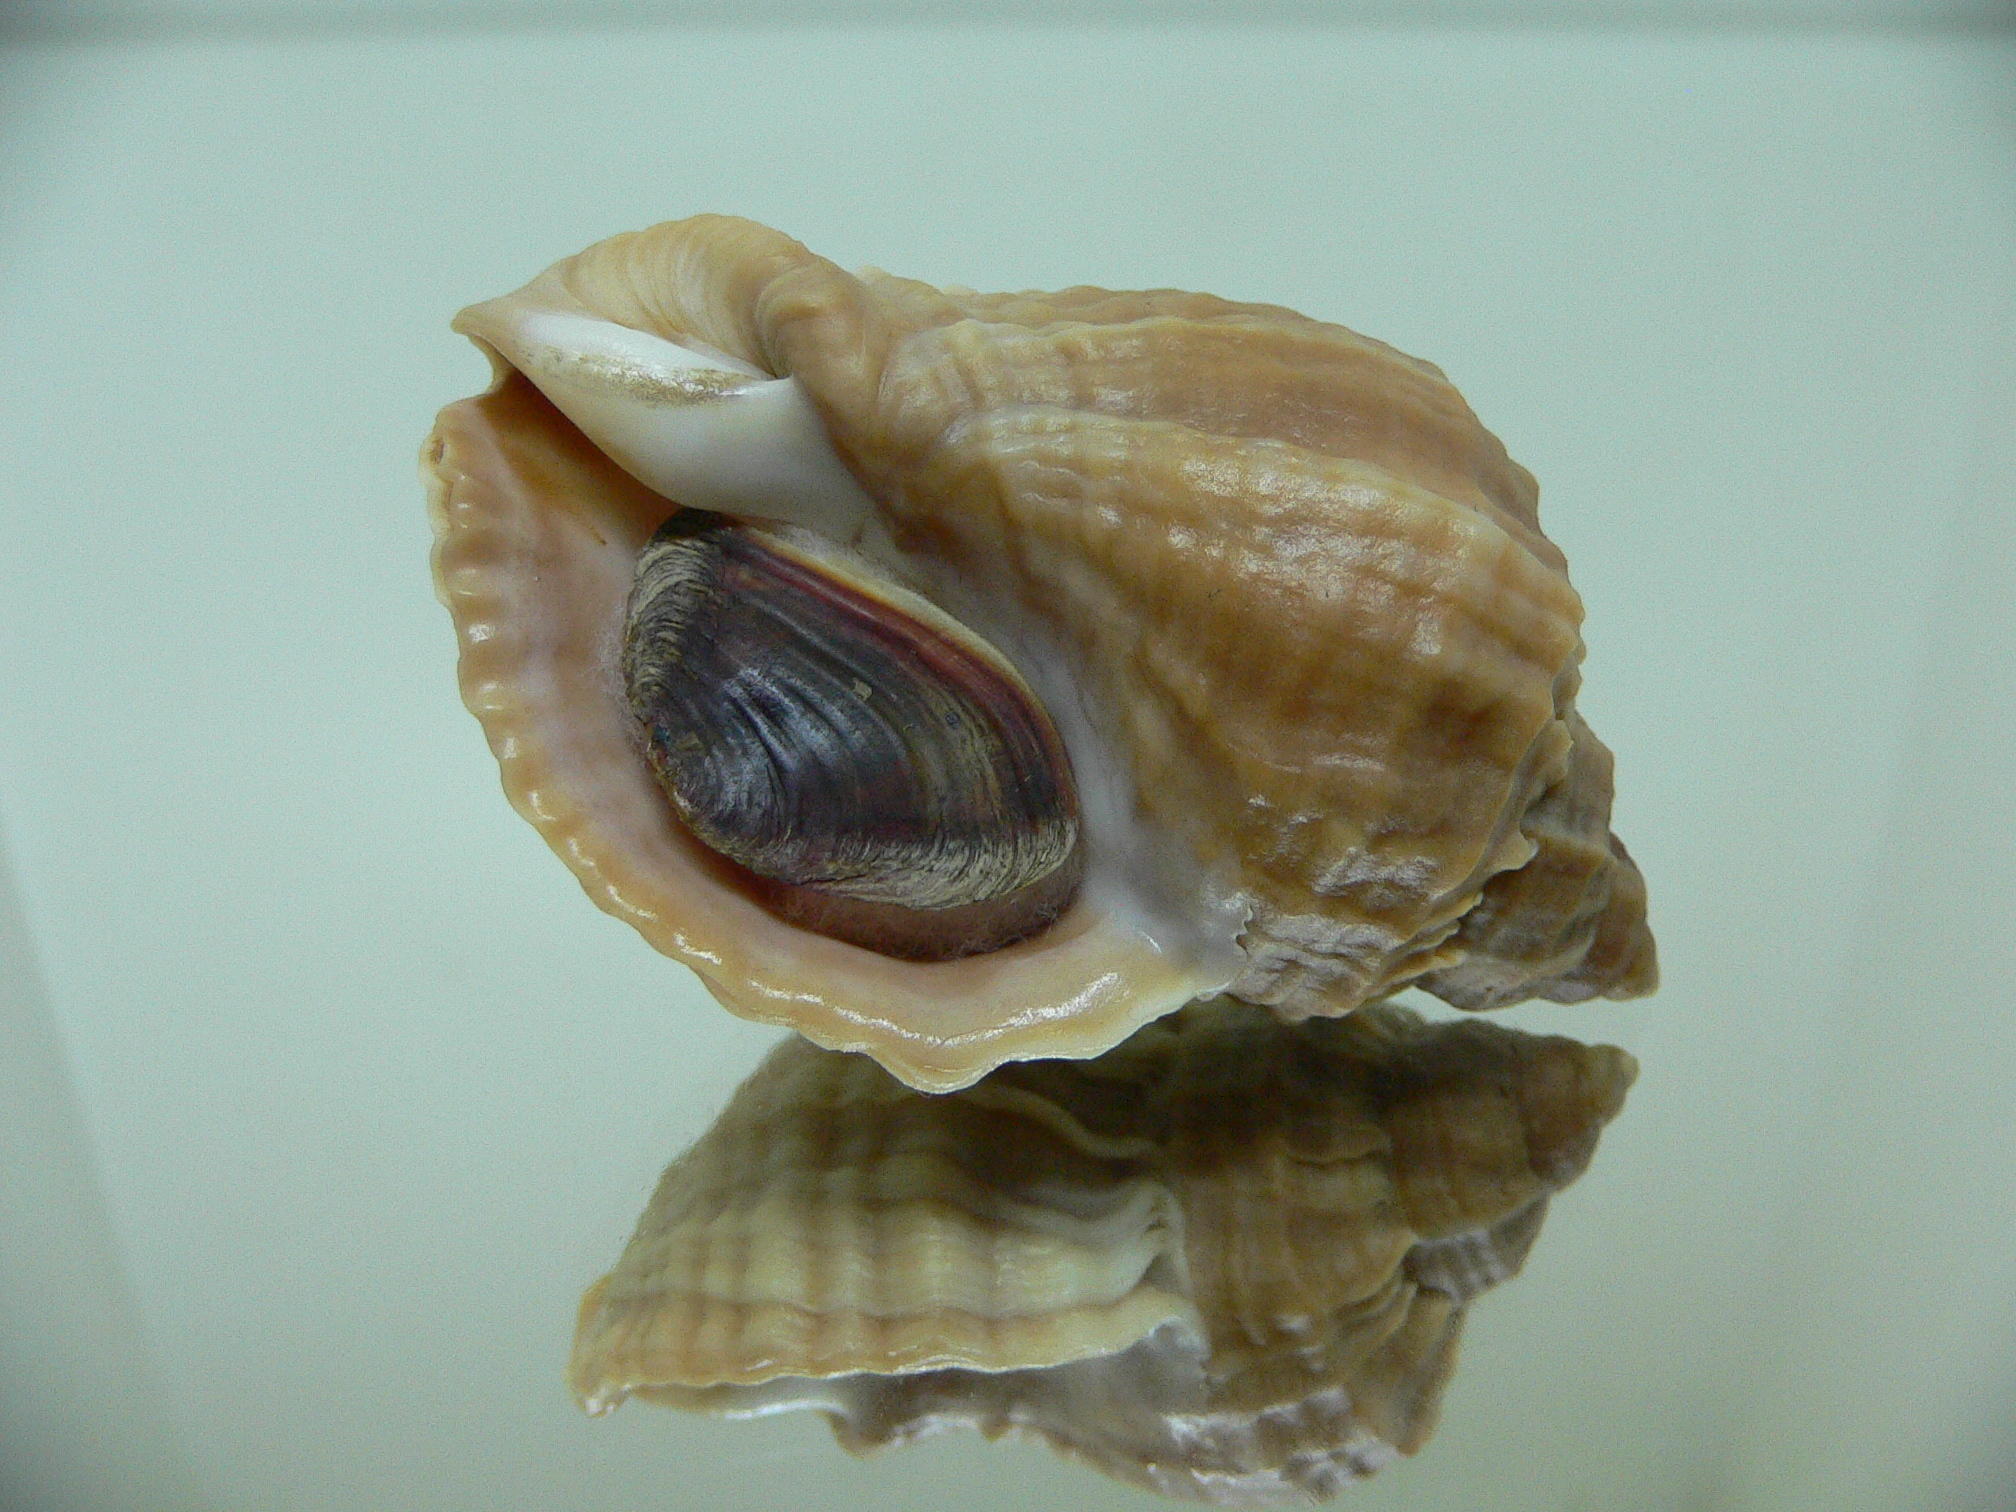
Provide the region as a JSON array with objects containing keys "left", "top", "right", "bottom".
[
  {"left": 423, "top": 215, "right": 1656, "bottom": 1089},
  {"left": 570, "top": 997, "right": 1637, "bottom": 1503}
]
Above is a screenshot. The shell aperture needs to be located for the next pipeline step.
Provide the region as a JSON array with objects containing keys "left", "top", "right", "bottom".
[
  {"left": 571, "top": 997, "right": 1638, "bottom": 1503},
  {"left": 622, "top": 511, "right": 1083, "bottom": 960}
]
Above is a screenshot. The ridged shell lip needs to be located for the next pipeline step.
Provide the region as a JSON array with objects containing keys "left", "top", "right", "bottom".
[{"left": 424, "top": 370, "right": 1233, "bottom": 1092}]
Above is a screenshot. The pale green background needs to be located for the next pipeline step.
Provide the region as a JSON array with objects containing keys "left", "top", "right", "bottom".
[{"left": 2, "top": 7, "right": 2013, "bottom": 1511}]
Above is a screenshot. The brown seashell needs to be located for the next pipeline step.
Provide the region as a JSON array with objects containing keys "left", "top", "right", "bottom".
[
  {"left": 424, "top": 215, "right": 1656, "bottom": 1089},
  {"left": 570, "top": 997, "right": 1637, "bottom": 1503}
]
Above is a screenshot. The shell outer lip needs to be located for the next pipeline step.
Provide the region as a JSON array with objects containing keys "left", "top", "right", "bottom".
[{"left": 423, "top": 373, "right": 1230, "bottom": 1093}]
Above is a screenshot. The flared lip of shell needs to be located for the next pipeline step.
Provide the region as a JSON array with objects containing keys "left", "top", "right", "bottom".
[
  {"left": 423, "top": 370, "right": 1224, "bottom": 1092},
  {"left": 569, "top": 1274, "right": 1208, "bottom": 1414}
]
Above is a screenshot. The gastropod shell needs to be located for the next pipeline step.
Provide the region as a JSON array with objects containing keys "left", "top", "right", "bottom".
[{"left": 423, "top": 216, "right": 1656, "bottom": 1089}]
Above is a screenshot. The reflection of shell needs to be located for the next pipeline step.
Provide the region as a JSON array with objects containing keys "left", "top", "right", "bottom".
[
  {"left": 571, "top": 998, "right": 1636, "bottom": 1503},
  {"left": 424, "top": 215, "right": 1656, "bottom": 1090}
]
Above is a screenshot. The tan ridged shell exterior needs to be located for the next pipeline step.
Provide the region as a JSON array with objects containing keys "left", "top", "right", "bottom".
[
  {"left": 571, "top": 998, "right": 1636, "bottom": 1503},
  {"left": 425, "top": 215, "right": 1655, "bottom": 1089}
]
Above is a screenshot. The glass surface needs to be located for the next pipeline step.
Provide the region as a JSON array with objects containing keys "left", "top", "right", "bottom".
[{"left": 1, "top": 15, "right": 2012, "bottom": 1512}]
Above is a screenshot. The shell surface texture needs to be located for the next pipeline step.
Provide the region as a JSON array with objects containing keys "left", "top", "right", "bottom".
[
  {"left": 570, "top": 998, "right": 1638, "bottom": 1504},
  {"left": 423, "top": 215, "right": 1657, "bottom": 1089}
]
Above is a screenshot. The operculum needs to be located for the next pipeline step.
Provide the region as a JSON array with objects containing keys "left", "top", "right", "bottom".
[{"left": 621, "top": 511, "right": 1085, "bottom": 962}]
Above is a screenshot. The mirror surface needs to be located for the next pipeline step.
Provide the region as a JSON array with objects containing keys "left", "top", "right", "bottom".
[{"left": 1, "top": 12, "right": 2012, "bottom": 1512}]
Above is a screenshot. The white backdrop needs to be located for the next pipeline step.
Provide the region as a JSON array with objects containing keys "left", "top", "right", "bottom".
[{"left": 2, "top": 14, "right": 2012, "bottom": 1512}]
